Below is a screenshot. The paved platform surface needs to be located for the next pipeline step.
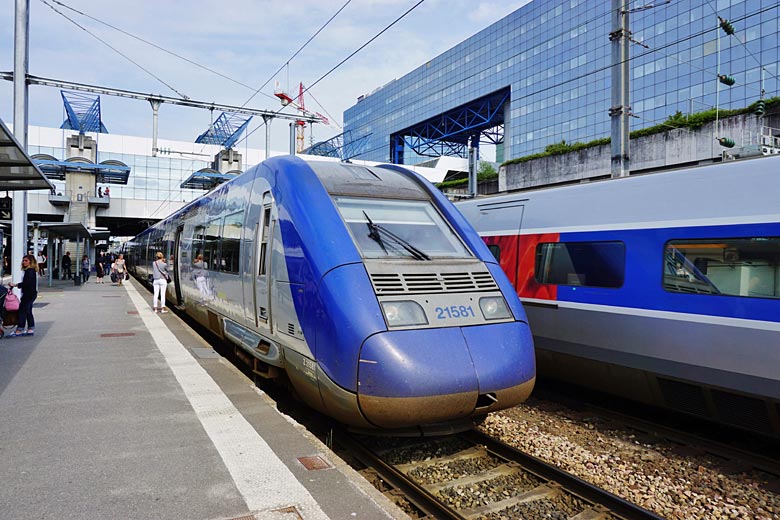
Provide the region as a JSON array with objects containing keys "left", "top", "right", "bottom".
[{"left": 0, "top": 276, "right": 408, "bottom": 520}]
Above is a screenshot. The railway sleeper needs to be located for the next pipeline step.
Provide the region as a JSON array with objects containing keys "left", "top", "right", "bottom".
[
  {"left": 458, "top": 482, "right": 560, "bottom": 519},
  {"left": 424, "top": 462, "right": 521, "bottom": 494},
  {"left": 570, "top": 505, "right": 611, "bottom": 520},
  {"left": 395, "top": 446, "right": 488, "bottom": 473}
]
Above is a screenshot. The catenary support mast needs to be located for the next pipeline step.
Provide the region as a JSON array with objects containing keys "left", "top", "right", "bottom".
[
  {"left": 13, "top": 0, "right": 30, "bottom": 283},
  {"left": 610, "top": 0, "right": 630, "bottom": 178}
]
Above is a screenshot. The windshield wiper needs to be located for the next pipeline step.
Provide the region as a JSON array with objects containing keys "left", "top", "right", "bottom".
[
  {"left": 363, "top": 211, "right": 388, "bottom": 255},
  {"left": 363, "top": 211, "right": 430, "bottom": 261}
]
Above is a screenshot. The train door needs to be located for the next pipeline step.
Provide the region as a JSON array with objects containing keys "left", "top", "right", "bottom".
[
  {"left": 253, "top": 193, "right": 273, "bottom": 332},
  {"left": 173, "top": 225, "right": 184, "bottom": 305},
  {"left": 474, "top": 198, "right": 526, "bottom": 288}
]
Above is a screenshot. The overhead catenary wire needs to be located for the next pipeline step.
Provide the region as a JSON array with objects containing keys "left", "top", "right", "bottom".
[
  {"left": 40, "top": 0, "right": 351, "bottom": 156},
  {"left": 233, "top": 0, "right": 428, "bottom": 149},
  {"left": 702, "top": 0, "right": 780, "bottom": 89},
  {"left": 43, "top": 0, "right": 278, "bottom": 105},
  {"left": 38, "top": 0, "right": 190, "bottom": 100}
]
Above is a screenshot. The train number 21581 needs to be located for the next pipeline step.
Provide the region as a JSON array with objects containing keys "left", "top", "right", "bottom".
[{"left": 435, "top": 305, "right": 476, "bottom": 319}]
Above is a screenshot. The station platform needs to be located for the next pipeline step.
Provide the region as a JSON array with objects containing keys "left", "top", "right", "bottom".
[{"left": 0, "top": 276, "right": 407, "bottom": 520}]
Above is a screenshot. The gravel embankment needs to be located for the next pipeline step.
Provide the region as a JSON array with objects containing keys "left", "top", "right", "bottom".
[{"left": 480, "top": 400, "right": 778, "bottom": 520}]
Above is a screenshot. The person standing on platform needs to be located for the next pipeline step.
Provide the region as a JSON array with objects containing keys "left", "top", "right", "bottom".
[
  {"left": 97, "top": 187, "right": 103, "bottom": 198},
  {"left": 8, "top": 254, "right": 38, "bottom": 337},
  {"left": 81, "top": 255, "right": 91, "bottom": 283},
  {"left": 151, "top": 252, "right": 169, "bottom": 313},
  {"left": 104, "top": 187, "right": 110, "bottom": 198},
  {"left": 62, "top": 251, "right": 72, "bottom": 280},
  {"left": 114, "top": 254, "right": 126, "bottom": 286},
  {"left": 36, "top": 251, "right": 46, "bottom": 276},
  {"left": 95, "top": 252, "right": 105, "bottom": 284}
]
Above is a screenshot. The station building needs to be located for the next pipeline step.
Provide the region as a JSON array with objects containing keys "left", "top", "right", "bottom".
[
  {"left": 343, "top": 0, "right": 780, "bottom": 165},
  {"left": 15, "top": 124, "right": 453, "bottom": 244}
]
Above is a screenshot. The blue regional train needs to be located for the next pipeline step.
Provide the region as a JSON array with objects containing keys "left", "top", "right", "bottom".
[
  {"left": 457, "top": 155, "right": 780, "bottom": 436},
  {"left": 125, "top": 156, "right": 535, "bottom": 434}
]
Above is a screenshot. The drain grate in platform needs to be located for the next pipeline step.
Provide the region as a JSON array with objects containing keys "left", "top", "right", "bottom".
[
  {"left": 273, "top": 506, "right": 303, "bottom": 518},
  {"left": 102, "top": 295, "right": 122, "bottom": 298},
  {"left": 127, "top": 311, "right": 139, "bottom": 315},
  {"left": 32, "top": 302, "right": 49, "bottom": 308},
  {"left": 297, "top": 455, "right": 332, "bottom": 471},
  {"left": 100, "top": 332, "right": 136, "bottom": 338}
]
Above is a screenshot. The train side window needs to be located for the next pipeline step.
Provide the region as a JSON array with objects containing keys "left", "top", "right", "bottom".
[
  {"left": 204, "top": 219, "right": 221, "bottom": 271},
  {"left": 488, "top": 244, "right": 500, "bottom": 262},
  {"left": 664, "top": 237, "right": 780, "bottom": 299},
  {"left": 258, "top": 205, "right": 272, "bottom": 277},
  {"left": 192, "top": 225, "right": 205, "bottom": 267},
  {"left": 220, "top": 212, "right": 243, "bottom": 275},
  {"left": 535, "top": 241, "right": 625, "bottom": 288}
]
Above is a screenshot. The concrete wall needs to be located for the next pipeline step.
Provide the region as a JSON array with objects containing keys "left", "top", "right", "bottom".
[{"left": 501, "top": 113, "right": 774, "bottom": 192}]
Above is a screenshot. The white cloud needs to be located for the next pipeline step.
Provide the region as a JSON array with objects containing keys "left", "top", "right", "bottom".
[{"left": 1, "top": 0, "right": 528, "bottom": 151}]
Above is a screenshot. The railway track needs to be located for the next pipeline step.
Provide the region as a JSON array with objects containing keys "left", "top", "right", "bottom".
[{"left": 337, "top": 428, "right": 664, "bottom": 520}]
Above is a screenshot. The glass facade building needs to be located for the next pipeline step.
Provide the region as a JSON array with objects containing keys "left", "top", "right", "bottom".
[
  {"left": 343, "top": 0, "right": 780, "bottom": 164},
  {"left": 29, "top": 144, "right": 209, "bottom": 202}
]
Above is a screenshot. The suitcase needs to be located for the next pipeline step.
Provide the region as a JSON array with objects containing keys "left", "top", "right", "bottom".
[{"left": 110, "top": 272, "right": 118, "bottom": 283}]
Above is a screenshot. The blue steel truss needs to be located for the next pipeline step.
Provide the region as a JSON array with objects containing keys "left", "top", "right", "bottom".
[
  {"left": 195, "top": 112, "right": 252, "bottom": 149},
  {"left": 390, "top": 88, "right": 509, "bottom": 163},
  {"left": 60, "top": 91, "right": 108, "bottom": 134},
  {"left": 303, "top": 130, "right": 372, "bottom": 161}
]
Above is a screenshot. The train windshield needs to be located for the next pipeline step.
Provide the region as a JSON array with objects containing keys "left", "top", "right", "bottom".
[{"left": 335, "top": 197, "right": 471, "bottom": 259}]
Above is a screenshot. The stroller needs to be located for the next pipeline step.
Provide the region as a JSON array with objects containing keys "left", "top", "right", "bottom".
[{"left": 0, "top": 285, "right": 19, "bottom": 338}]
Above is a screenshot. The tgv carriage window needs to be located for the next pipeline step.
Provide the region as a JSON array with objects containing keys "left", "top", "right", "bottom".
[
  {"left": 664, "top": 238, "right": 780, "bottom": 299},
  {"left": 535, "top": 241, "right": 625, "bottom": 288},
  {"left": 334, "top": 197, "right": 471, "bottom": 259}
]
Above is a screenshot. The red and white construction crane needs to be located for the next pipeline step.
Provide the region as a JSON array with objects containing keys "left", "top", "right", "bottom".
[{"left": 274, "top": 82, "right": 329, "bottom": 153}]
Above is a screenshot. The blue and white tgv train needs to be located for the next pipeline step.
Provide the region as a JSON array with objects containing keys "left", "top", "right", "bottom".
[
  {"left": 457, "top": 155, "right": 780, "bottom": 436},
  {"left": 125, "top": 156, "right": 535, "bottom": 433}
]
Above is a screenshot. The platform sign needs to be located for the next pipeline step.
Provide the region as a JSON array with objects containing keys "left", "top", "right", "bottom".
[{"left": 0, "top": 196, "right": 11, "bottom": 220}]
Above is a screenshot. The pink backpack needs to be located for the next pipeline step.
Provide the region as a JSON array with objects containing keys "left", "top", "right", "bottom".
[{"left": 5, "top": 291, "right": 19, "bottom": 312}]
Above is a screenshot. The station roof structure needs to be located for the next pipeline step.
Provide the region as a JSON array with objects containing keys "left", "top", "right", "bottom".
[
  {"left": 390, "top": 88, "right": 509, "bottom": 162},
  {"left": 304, "top": 130, "right": 372, "bottom": 161},
  {"left": 195, "top": 112, "right": 252, "bottom": 149},
  {"left": 180, "top": 168, "right": 239, "bottom": 190},
  {"left": 32, "top": 155, "right": 131, "bottom": 184},
  {"left": 38, "top": 222, "right": 93, "bottom": 241},
  {"left": 0, "top": 117, "right": 55, "bottom": 191},
  {"left": 60, "top": 91, "right": 108, "bottom": 134}
]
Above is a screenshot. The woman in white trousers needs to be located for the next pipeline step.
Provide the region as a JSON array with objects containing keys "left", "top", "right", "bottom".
[{"left": 151, "top": 252, "right": 169, "bottom": 313}]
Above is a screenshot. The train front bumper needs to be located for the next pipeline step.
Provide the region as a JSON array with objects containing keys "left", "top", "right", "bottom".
[{"left": 356, "top": 321, "right": 536, "bottom": 429}]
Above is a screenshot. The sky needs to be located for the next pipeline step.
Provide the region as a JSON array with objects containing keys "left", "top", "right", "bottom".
[{"left": 1, "top": 0, "right": 531, "bottom": 155}]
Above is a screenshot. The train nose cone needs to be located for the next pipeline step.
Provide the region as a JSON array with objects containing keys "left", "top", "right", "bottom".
[
  {"left": 357, "top": 328, "right": 479, "bottom": 428},
  {"left": 460, "top": 321, "right": 536, "bottom": 413},
  {"left": 357, "top": 322, "right": 536, "bottom": 429}
]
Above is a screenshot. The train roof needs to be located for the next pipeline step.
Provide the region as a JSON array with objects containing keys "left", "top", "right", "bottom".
[
  {"left": 457, "top": 155, "right": 780, "bottom": 234},
  {"left": 308, "top": 161, "right": 430, "bottom": 200}
]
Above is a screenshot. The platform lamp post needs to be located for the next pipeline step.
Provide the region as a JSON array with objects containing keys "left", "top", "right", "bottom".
[{"left": 12, "top": 0, "right": 30, "bottom": 285}]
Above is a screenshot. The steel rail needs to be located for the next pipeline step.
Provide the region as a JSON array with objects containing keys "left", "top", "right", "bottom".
[{"left": 463, "top": 429, "right": 666, "bottom": 520}]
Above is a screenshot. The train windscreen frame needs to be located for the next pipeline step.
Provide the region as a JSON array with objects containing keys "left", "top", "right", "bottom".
[{"left": 334, "top": 197, "right": 472, "bottom": 260}]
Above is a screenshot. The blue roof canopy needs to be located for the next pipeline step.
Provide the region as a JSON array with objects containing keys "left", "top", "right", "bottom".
[
  {"left": 180, "top": 168, "right": 239, "bottom": 190},
  {"left": 33, "top": 157, "right": 130, "bottom": 184}
]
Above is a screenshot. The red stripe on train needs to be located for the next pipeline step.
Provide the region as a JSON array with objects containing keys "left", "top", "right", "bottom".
[{"left": 484, "top": 233, "right": 559, "bottom": 300}]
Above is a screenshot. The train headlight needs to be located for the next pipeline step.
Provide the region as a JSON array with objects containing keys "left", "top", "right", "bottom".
[
  {"left": 479, "top": 296, "right": 511, "bottom": 320},
  {"left": 381, "top": 301, "right": 428, "bottom": 327}
]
